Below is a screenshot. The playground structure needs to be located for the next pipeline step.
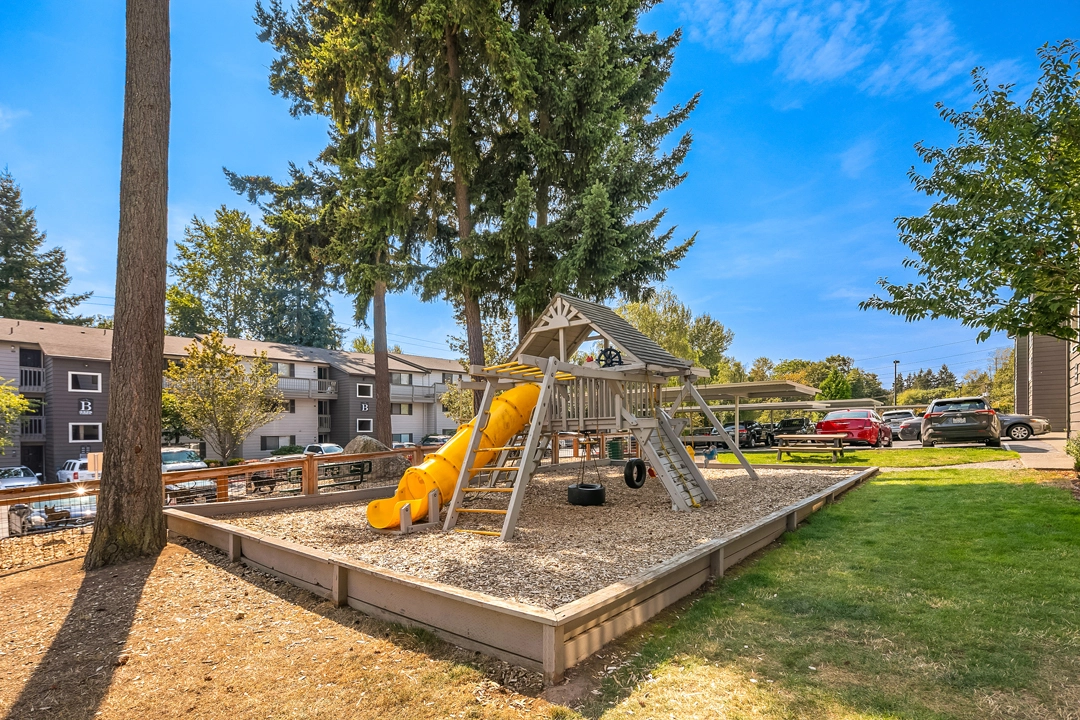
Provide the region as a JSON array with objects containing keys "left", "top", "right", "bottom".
[{"left": 367, "top": 294, "right": 759, "bottom": 539}]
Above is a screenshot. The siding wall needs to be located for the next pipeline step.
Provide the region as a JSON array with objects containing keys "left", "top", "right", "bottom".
[
  {"left": 1028, "top": 334, "right": 1068, "bottom": 430},
  {"left": 0, "top": 344, "right": 21, "bottom": 467},
  {"left": 327, "top": 369, "right": 377, "bottom": 447},
  {"left": 1071, "top": 324, "right": 1080, "bottom": 436},
  {"left": 45, "top": 357, "right": 110, "bottom": 477},
  {"left": 1014, "top": 335, "right": 1029, "bottom": 415}
]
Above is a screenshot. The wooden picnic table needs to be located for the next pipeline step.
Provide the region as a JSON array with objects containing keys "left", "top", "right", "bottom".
[{"left": 774, "top": 433, "right": 847, "bottom": 462}]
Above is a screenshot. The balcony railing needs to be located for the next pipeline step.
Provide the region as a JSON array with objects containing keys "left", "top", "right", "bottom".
[
  {"left": 389, "top": 384, "right": 444, "bottom": 403},
  {"left": 318, "top": 414, "right": 332, "bottom": 432},
  {"left": 276, "top": 377, "right": 338, "bottom": 399},
  {"left": 20, "top": 416, "right": 45, "bottom": 441},
  {"left": 19, "top": 366, "right": 44, "bottom": 393}
]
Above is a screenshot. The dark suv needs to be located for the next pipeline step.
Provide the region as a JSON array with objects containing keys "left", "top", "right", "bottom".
[
  {"left": 773, "top": 417, "right": 815, "bottom": 436},
  {"left": 921, "top": 397, "right": 1002, "bottom": 447}
]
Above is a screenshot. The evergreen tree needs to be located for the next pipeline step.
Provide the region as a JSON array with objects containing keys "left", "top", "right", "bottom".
[
  {"left": 934, "top": 363, "right": 958, "bottom": 391},
  {"left": 0, "top": 170, "right": 90, "bottom": 322},
  {"left": 479, "top": 1, "right": 697, "bottom": 338}
]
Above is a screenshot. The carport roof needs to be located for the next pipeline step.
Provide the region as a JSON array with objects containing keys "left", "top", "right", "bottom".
[
  {"left": 673, "top": 398, "right": 884, "bottom": 412},
  {"left": 662, "top": 380, "right": 819, "bottom": 402}
]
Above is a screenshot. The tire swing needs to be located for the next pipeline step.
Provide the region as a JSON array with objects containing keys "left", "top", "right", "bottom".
[
  {"left": 568, "top": 431, "right": 606, "bottom": 506},
  {"left": 624, "top": 458, "right": 647, "bottom": 489}
]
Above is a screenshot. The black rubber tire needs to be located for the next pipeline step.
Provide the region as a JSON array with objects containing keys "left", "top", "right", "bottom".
[
  {"left": 1007, "top": 424, "right": 1032, "bottom": 441},
  {"left": 568, "top": 483, "right": 606, "bottom": 506},
  {"left": 624, "top": 459, "right": 647, "bottom": 489},
  {"left": 922, "top": 440, "right": 935, "bottom": 448},
  {"left": 985, "top": 438, "right": 1002, "bottom": 447}
]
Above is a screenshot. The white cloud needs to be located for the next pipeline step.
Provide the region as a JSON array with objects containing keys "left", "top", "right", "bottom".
[
  {"left": 0, "top": 105, "right": 29, "bottom": 131},
  {"left": 680, "top": 0, "right": 974, "bottom": 94},
  {"left": 839, "top": 137, "right": 877, "bottom": 177}
]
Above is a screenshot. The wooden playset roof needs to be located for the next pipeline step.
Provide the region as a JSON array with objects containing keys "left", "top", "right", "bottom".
[{"left": 514, "top": 294, "right": 696, "bottom": 374}]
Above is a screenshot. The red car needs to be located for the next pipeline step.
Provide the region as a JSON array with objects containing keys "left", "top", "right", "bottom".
[{"left": 816, "top": 410, "right": 893, "bottom": 447}]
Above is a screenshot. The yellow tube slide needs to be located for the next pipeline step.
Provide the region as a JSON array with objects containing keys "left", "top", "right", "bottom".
[{"left": 366, "top": 382, "right": 540, "bottom": 530}]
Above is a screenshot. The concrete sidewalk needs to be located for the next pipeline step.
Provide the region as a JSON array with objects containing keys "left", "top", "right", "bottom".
[{"left": 1003, "top": 432, "right": 1075, "bottom": 470}]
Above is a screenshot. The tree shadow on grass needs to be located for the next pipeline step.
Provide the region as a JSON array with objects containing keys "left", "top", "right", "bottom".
[{"left": 3, "top": 554, "right": 157, "bottom": 720}]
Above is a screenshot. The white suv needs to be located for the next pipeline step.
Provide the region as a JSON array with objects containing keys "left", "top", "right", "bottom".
[{"left": 57, "top": 459, "right": 100, "bottom": 484}]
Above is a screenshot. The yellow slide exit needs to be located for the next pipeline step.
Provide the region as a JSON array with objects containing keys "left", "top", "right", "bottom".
[{"left": 366, "top": 383, "right": 540, "bottom": 530}]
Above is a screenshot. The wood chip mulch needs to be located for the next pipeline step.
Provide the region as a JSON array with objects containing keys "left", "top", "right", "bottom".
[
  {"left": 0, "top": 528, "right": 93, "bottom": 574},
  {"left": 221, "top": 465, "right": 850, "bottom": 608}
]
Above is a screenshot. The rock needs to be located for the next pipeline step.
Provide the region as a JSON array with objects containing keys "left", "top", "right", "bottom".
[{"left": 343, "top": 435, "right": 411, "bottom": 483}]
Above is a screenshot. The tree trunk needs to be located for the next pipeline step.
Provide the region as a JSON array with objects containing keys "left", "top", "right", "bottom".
[
  {"left": 372, "top": 279, "right": 392, "bottom": 446},
  {"left": 84, "top": 0, "right": 170, "bottom": 570},
  {"left": 445, "top": 23, "right": 485, "bottom": 412}
]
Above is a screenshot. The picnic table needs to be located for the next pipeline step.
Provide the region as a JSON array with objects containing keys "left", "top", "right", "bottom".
[{"left": 774, "top": 433, "right": 847, "bottom": 462}]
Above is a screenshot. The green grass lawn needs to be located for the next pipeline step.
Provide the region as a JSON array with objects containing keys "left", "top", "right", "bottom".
[
  {"left": 568, "top": 469, "right": 1080, "bottom": 719},
  {"left": 705, "top": 446, "right": 1020, "bottom": 467}
]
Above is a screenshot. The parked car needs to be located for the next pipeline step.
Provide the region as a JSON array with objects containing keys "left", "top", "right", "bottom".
[
  {"left": 0, "top": 466, "right": 43, "bottom": 490},
  {"left": 996, "top": 413, "right": 1052, "bottom": 441},
  {"left": 303, "top": 443, "right": 344, "bottom": 455},
  {"left": 897, "top": 415, "right": 923, "bottom": 441},
  {"left": 881, "top": 410, "right": 917, "bottom": 435},
  {"left": 722, "top": 421, "right": 772, "bottom": 448},
  {"left": 816, "top": 410, "right": 892, "bottom": 447},
  {"left": 8, "top": 494, "right": 97, "bottom": 536},
  {"left": 161, "top": 446, "right": 215, "bottom": 504},
  {"left": 773, "top": 417, "right": 816, "bottom": 436},
  {"left": 392, "top": 442, "right": 417, "bottom": 449},
  {"left": 56, "top": 459, "right": 100, "bottom": 484},
  {"left": 920, "top": 397, "right": 1002, "bottom": 447},
  {"left": 422, "top": 434, "right": 453, "bottom": 447}
]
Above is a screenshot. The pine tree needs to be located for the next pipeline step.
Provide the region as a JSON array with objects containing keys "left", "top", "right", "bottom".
[
  {"left": 0, "top": 170, "right": 90, "bottom": 321},
  {"left": 817, "top": 368, "right": 853, "bottom": 400}
]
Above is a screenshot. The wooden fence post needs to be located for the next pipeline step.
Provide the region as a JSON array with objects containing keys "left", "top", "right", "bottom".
[
  {"left": 302, "top": 453, "right": 318, "bottom": 495},
  {"left": 215, "top": 473, "right": 229, "bottom": 503}
]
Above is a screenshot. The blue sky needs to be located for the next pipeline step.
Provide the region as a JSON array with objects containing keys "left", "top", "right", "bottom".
[{"left": 1, "top": 0, "right": 1075, "bottom": 384}]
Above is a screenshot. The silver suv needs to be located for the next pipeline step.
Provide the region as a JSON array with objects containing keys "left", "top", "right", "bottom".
[{"left": 921, "top": 397, "right": 1002, "bottom": 448}]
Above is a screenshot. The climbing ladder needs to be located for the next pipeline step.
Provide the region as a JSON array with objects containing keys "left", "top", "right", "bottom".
[
  {"left": 443, "top": 361, "right": 558, "bottom": 540},
  {"left": 633, "top": 409, "right": 717, "bottom": 511}
]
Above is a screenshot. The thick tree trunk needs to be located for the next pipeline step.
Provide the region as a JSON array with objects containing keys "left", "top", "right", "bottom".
[
  {"left": 84, "top": 0, "right": 170, "bottom": 570},
  {"left": 445, "top": 24, "right": 485, "bottom": 412},
  {"left": 372, "top": 279, "right": 392, "bottom": 446}
]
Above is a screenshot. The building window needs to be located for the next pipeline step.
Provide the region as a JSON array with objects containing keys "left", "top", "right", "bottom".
[
  {"left": 356, "top": 383, "right": 373, "bottom": 398},
  {"left": 390, "top": 373, "right": 412, "bottom": 386},
  {"left": 356, "top": 418, "right": 373, "bottom": 433},
  {"left": 68, "top": 372, "right": 101, "bottom": 393},
  {"left": 392, "top": 433, "right": 413, "bottom": 443},
  {"left": 284, "top": 399, "right": 296, "bottom": 413},
  {"left": 391, "top": 403, "right": 413, "bottom": 415},
  {"left": 269, "top": 362, "right": 295, "bottom": 377},
  {"left": 442, "top": 372, "right": 457, "bottom": 384},
  {"left": 260, "top": 435, "right": 296, "bottom": 451},
  {"left": 69, "top": 423, "right": 102, "bottom": 442}
]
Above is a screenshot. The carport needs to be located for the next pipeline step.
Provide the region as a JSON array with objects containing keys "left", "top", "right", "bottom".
[{"left": 661, "top": 380, "right": 884, "bottom": 426}]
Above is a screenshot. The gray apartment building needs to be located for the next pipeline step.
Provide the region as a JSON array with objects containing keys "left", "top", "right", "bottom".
[
  {"left": 1015, "top": 333, "right": 1074, "bottom": 435},
  {"left": 0, "top": 319, "right": 464, "bottom": 478}
]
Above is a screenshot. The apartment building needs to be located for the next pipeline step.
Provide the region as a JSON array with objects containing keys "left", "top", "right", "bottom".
[
  {"left": 1014, "top": 333, "right": 1073, "bottom": 434},
  {"left": 0, "top": 318, "right": 465, "bottom": 477}
]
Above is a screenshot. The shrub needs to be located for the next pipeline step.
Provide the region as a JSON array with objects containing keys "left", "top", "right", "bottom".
[
  {"left": 226, "top": 457, "right": 244, "bottom": 466},
  {"left": 271, "top": 444, "right": 304, "bottom": 456},
  {"left": 1065, "top": 437, "right": 1080, "bottom": 471},
  {"left": 205, "top": 459, "right": 222, "bottom": 467}
]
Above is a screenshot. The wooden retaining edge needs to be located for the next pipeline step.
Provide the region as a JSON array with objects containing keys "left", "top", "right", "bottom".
[
  {"left": 169, "top": 485, "right": 396, "bottom": 517},
  {"left": 164, "top": 466, "right": 879, "bottom": 686},
  {"left": 697, "top": 462, "right": 876, "bottom": 471}
]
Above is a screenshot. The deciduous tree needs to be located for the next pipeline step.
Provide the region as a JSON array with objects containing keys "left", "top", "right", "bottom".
[
  {"left": 817, "top": 368, "right": 852, "bottom": 400},
  {"left": 85, "top": 0, "right": 170, "bottom": 569},
  {"left": 616, "top": 288, "right": 734, "bottom": 379},
  {"left": 863, "top": 41, "right": 1080, "bottom": 343},
  {"left": 0, "top": 379, "right": 31, "bottom": 451},
  {"left": 163, "top": 333, "right": 284, "bottom": 461}
]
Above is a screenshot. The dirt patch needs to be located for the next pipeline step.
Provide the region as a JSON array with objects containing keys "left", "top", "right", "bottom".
[
  {"left": 0, "top": 541, "right": 552, "bottom": 720},
  {"left": 220, "top": 465, "right": 849, "bottom": 608},
  {"left": 0, "top": 527, "right": 92, "bottom": 574}
]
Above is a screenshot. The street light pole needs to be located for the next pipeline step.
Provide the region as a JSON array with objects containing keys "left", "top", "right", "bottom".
[{"left": 893, "top": 360, "right": 900, "bottom": 407}]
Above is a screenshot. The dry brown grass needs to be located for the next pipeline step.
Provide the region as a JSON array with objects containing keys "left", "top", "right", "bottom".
[{"left": 0, "top": 540, "right": 557, "bottom": 720}]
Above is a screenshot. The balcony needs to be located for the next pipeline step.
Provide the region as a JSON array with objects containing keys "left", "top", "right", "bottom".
[
  {"left": 19, "top": 366, "right": 44, "bottom": 393},
  {"left": 276, "top": 377, "right": 338, "bottom": 399},
  {"left": 388, "top": 384, "right": 441, "bottom": 403},
  {"left": 20, "top": 416, "right": 45, "bottom": 442},
  {"left": 318, "top": 414, "right": 332, "bottom": 432}
]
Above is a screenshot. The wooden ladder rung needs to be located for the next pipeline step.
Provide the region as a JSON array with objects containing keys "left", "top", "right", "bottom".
[
  {"left": 454, "top": 529, "right": 501, "bottom": 536},
  {"left": 457, "top": 508, "right": 507, "bottom": 515},
  {"left": 471, "top": 465, "right": 521, "bottom": 473},
  {"left": 463, "top": 487, "right": 514, "bottom": 493}
]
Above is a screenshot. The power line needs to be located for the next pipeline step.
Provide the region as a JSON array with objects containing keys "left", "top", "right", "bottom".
[
  {"left": 862, "top": 347, "right": 1003, "bottom": 374},
  {"left": 853, "top": 337, "right": 981, "bottom": 362}
]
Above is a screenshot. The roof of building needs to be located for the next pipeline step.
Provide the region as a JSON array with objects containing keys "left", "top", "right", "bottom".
[
  {"left": 661, "top": 380, "right": 820, "bottom": 402},
  {"left": 1, "top": 318, "right": 463, "bottom": 378},
  {"left": 515, "top": 294, "right": 694, "bottom": 373}
]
